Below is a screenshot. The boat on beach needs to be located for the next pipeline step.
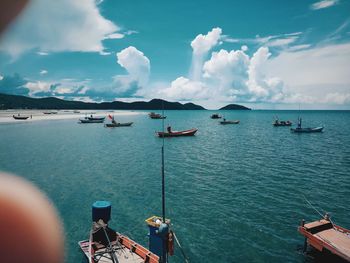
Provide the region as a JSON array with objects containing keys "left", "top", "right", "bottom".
[
  {"left": 220, "top": 119, "right": 239, "bottom": 125},
  {"left": 149, "top": 112, "right": 166, "bottom": 119},
  {"left": 13, "top": 115, "right": 29, "bottom": 120},
  {"left": 299, "top": 215, "right": 350, "bottom": 262},
  {"left": 157, "top": 128, "right": 197, "bottom": 137},
  {"left": 210, "top": 113, "right": 222, "bottom": 119},
  {"left": 291, "top": 117, "right": 323, "bottom": 133}
]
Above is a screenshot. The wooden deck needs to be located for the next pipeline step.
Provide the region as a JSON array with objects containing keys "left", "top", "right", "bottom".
[
  {"left": 299, "top": 219, "right": 350, "bottom": 262},
  {"left": 79, "top": 232, "right": 159, "bottom": 263}
]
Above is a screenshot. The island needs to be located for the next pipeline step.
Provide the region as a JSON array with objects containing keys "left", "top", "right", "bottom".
[
  {"left": 219, "top": 104, "right": 251, "bottom": 110},
  {"left": 0, "top": 93, "right": 206, "bottom": 110}
]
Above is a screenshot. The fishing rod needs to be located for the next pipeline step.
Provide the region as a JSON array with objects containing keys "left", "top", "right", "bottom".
[
  {"left": 303, "top": 195, "right": 334, "bottom": 225},
  {"left": 161, "top": 99, "right": 167, "bottom": 263}
]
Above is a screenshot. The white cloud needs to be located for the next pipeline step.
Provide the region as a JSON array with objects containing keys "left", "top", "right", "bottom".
[
  {"left": 25, "top": 81, "right": 52, "bottom": 95},
  {"left": 0, "top": 0, "right": 119, "bottom": 57},
  {"left": 266, "top": 43, "right": 350, "bottom": 105},
  {"left": 40, "top": 70, "right": 48, "bottom": 75},
  {"left": 116, "top": 46, "right": 150, "bottom": 86},
  {"left": 190, "top": 27, "right": 223, "bottom": 81},
  {"left": 105, "top": 33, "right": 125, "bottom": 39},
  {"left": 0, "top": 75, "right": 3, "bottom": 81},
  {"left": 310, "top": 0, "right": 338, "bottom": 10},
  {"left": 36, "top": 51, "right": 49, "bottom": 56}
]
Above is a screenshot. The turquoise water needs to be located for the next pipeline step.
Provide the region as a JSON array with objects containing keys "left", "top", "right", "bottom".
[{"left": 1, "top": 110, "right": 350, "bottom": 263}]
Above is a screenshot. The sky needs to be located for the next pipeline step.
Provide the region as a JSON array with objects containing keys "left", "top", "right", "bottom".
[{"left": 0, "top": 0, "right": 349, "bottom": 109}]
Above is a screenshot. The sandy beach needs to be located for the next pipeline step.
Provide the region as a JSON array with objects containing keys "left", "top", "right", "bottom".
[{"left": 0, "top": 110, "right": 146, "bottom": 123}]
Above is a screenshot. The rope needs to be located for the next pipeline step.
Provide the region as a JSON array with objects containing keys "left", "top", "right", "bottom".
[
  {"left": 303, "top": 195, "right": 335, "bottom": 225},
  {"left": 173, "top": 232, "right": 190, "bottom": 263}
]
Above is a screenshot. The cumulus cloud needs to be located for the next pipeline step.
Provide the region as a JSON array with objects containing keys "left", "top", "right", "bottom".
[
  {"left": 0, "top": 0, "right": 119, "bottom": 57},
  {"left": 111, "top": 46, "right": 150, "bottom": 97},
  {"left": 190, "top": 27, "right": 223, "bottom": 80},
  {"left": 160, "top": 28, "right": 287, "bottom": 104},
  {"left": 310, "top": 0, "right": 338, "bottom": 10}
]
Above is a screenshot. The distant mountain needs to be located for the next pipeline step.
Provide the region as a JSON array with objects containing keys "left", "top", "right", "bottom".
[
  {"left": 0, "top": 93, "right": 206, "bottom": 110},
  {"left": 219, "top": 104, "right": 251, "bottom": 110}
]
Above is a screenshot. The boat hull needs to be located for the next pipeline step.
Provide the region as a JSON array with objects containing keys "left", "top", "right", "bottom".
[
  {"left": 79, "top": 119, "right": 104, "bottom": 123},
  {"left": 13, "top": 115, "right": 29, "bottom": 120},
  {"left": 220, "top": 120, "right": 239, "bottom": 124},
  {"left": 87, "top": 117, "right": 105, "bottom": 121},
  {"left": 105, "top": 122, "right": 133, "bottom": 127},
  {"left": 291, "top": 127, "right": 323, "bottom": 133},
  {"left": 157, "top": 128, "right": 197, "bottom": 137},
  {"left": 299, "top": 218, "right": 350, "bottom": 262}
]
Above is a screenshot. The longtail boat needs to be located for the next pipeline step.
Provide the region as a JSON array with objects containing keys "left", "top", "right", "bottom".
[
  {"left": 13, "top": 115, "right": 29, "bottom": 120},
  {"left": 149, "top": 112, "right": 166, "bottom": 119},
  {"left": 291, "top": 117, "right": 323, "bottom": 133},
  {"left": 210, "top": 113, "right": 222, "bottom": 119},
  {"left": 273, "top": 120, "right": 292, "bottom": 126},
  {"left": 105, "top": 122, "right": 133, "bottom": 127},
  {"left": 79, "top": 201, "right": 168, "bottom": 263},
  {"left": 88, "top": 116, "right": 106, "bottom": 121},
  {"left": 220, "top": 120, "right": 239, "bottom": 125},
  {"left": 79, "top": 118, "right": 104, "bottom": 124},
  {"left": 299, "top": 216, "right": 350, "bottom": 262},
  {"left": 157, "top": 128, "right": 197, "bottom": 137}
]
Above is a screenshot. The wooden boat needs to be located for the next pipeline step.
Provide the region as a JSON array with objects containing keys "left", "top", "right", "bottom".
[
  {"left": 88, "top": 116, "right": 105, "bottom": 121},
  {"left": 291, "top": 127, "right": 323, "bottom": 133},
  {"left": 273, "top": 120, "right": 292, "bottom": 126},
  {"left": 149, "top": 112, "right": 166, "bottom": 119},
  {"left": 79, "top": 202, "right": 160, "bottom": 263},
  {"left": 13, "top": 115, "right": 29, "bottom": 120},
  {"left": 105, "top": 122, "right": 133, "bottom": 127},
  {"left": 157, "top": 128, "right": 197, "bottom": 137},
  {"left": 299, "top": 216, "right": 350, "bottom": 262},
  {"left": 79, "top": 118, "right": 104, "bottom": 124},
  {"left": 220, "top": 120, "right": 239, "bottom": 125},
  {"left": 210, "top": 114, "right": 222, "bottom": 119},
  {"left": 291, "top": 117, "right": 323, "bottom": 133}
]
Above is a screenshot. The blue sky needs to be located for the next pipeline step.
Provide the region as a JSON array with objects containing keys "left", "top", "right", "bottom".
[{"left": 0, "top": 0, "right": 349, "bottom": 109}]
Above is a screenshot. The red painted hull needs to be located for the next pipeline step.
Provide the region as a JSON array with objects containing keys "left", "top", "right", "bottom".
[{"left": 157, "top": 128, "right": 197, "bottom": 137}]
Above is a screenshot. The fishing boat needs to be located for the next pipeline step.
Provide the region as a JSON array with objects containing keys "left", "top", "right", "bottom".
[
  {"left": 79, "top": 118, "right": 104, "bottom": 124},
  {"left": 79, "top": 109, "right": 189, "bottom": 263},
  {"left": 299, "top": 215, "right": 350, "bottom": 262},
  {"left": 220, "top": 119, "right": 239, "bottom": 125},
  {"left": 13, "top": 115, "right": 29, "bottom": 120},
  {"left": 149, "top": 112, "right": 166, "bottom": 119},
  {"left": 157, "top": 128, "right": 197, "bottom": 137},
  {"left": 105, "top": 122, "right": 133, "bottom": 127},
  {"left": 210, "top": 113, "right": 222, "bottom": 119},
  {"left": 105, "top": 114, "right": 133, "bottom": 127},
  {"left": 88, "top": 115, "right": 106, "bottom": 121},
  {"left": 78, "top": 201, "right": 163, "bottom": 263},
  {"left": 291, "top": 117, "right": 323, "bottom": 133},
  {"left": 273, "top": 119, "right": 292, "bottom": 126}
]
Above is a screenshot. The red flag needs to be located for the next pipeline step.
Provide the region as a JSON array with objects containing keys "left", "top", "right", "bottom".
[{"left": 108, "top": 114, "right": 113, "bottom": 120}]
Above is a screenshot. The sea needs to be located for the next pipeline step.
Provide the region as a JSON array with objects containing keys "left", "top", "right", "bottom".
[{"left": 0, "top": 110, "right": 349, "bottom": 263}]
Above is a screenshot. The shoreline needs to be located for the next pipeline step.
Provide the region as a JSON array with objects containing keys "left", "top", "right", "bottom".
[{"left": 0, "top": 110, "right": 146, "bottom": 124}]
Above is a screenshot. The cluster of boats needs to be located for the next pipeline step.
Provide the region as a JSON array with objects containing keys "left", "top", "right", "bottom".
[{"left": 273, "top": 117, "right": 324, "bottom": 133}]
